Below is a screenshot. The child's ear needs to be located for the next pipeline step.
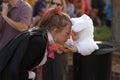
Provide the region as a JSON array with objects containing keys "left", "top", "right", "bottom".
[{"left": 53, "top": 27, "right": 60, "bottom": 33}]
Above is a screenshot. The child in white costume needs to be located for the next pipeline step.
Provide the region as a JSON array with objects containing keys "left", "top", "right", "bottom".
[{"left": 66, "top": 14, "right": 99, "bottom": 55}]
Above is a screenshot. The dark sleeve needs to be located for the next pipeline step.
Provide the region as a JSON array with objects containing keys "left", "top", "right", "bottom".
[{"left": 19, "top": 35, "right": 47, "bottom": 79}]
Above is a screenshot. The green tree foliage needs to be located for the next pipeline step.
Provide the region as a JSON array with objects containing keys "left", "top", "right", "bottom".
[{"left": 94, "top": 26, "right": 112, "bottom": 41}]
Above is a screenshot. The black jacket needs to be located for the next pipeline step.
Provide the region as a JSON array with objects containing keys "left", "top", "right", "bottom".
[{"left": 0, "top": 28, "right": 48, "bottom": 80}]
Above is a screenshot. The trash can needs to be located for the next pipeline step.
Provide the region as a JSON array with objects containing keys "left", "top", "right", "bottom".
[{"left": 73, "top": 43, "right": 115, "bottom": 80}]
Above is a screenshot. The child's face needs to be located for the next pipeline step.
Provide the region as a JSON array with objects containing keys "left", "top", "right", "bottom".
[{"left": 54, "top": 23, "right": 71, "bottom": 45}]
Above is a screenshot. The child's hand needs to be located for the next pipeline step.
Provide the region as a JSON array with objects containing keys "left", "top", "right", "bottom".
[
  {"left": 64, "top": 43, "right": 78, "bottom": 53},
  {"left": 56, "top": 45, "right": 64, "bottom": 54},
  {"left": 72, "top": 31, "right": 79, "bottom": 41}
]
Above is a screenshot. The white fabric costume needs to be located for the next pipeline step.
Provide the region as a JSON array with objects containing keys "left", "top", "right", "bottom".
[{"left": 71, "top": 14, "right": 99, "bottom": 56}]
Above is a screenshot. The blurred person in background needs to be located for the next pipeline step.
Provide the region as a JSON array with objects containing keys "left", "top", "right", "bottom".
[
  {"left": 33, "top": 0, "right": 46, "bottom": 17},
  {"left": 106, "top": 0, "right": 112, "bottom": 28},
  {"left": 32, "top": 7, "right": 45, "bottom": 27},
  {"left": 47, "top": 0, "right": 66, "bottom": 12},
  {"left": 66, "top": 0, "right": 76, "bottom": 18},
  {"left": 84, "top": 0, "right": 91, "bottom": 16},
  {"left": 90, "top": 0, "right": 102, "bottom": 26},
  {"left": 89, "top": 7, "right": 102, "bottom": 26},
  {"left": 73, "top": 0, "right": 91, "bottom": 16},
  {"left": 97, "top": 0, "right": 106, "bottom": 25},
  {"left": 30, "top": 0, "right": 46, "bottom": 28},
  {"left": 25, "top": 0, "right": 36, "bottom": 7},
  {"left": 0, "top": 0, "right": 32, "bottom": 50},
  {"left": 73, "top": 0, "right": 85, "bottom": 17}
]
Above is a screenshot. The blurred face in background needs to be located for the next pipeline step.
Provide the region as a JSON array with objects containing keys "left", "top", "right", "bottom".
[
  {"left": 74, "top": 0, "right": 85, "bottom": 17},
  {"left": 76, "top": 8, "right": 85, "bottom": 17},
  {"left": 50, "top": 0, "right": 62, "bottom": 8}
]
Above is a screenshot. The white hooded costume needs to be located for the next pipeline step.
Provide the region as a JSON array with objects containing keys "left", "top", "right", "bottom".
[{"left": 71, "top": 14, "right": 99, "bottom": 56}]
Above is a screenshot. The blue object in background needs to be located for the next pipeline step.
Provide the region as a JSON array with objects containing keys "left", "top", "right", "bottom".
[{"left": 0, "top": 5, "right": 2, "bottom": 12}]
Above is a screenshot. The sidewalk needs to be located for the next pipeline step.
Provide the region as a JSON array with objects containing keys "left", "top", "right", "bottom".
[{"left": 112, "top": 49, "right": 120, "bottom": 80}]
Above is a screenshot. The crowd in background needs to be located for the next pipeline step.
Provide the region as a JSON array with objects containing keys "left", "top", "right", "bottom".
[
  {"left": 0, "top": 0, "right": 112, "bottom": 80},
  {"left": 25, "top": 0, "right": 112, "bottom": 28}
]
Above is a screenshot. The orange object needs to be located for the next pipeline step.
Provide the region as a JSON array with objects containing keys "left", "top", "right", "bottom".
[
  {"left": 27, "top": 0, "right": 35, "bottom": 7},
  {"left": 54, "top": 43, "right": 72, "bottom": 53},
  {"left": 54, "top": 32, "right": 72, "bottom": 53}
]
